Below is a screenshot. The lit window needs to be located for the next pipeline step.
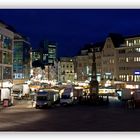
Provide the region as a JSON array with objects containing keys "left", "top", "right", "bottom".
[
  {"left": 134, "top": 40, "right": 136, "bottom": 44},
  {"left": 126, "top": 40, "right": 129, "bottom": 46},
  {"left": 112, "top": 59, "right": 114, "bottom": 64},
  {"left": 126, "top": 58, "right": 129, "bottom": 62},
  {"left": 134, "top": 75, "right": 137, "bottom": 82},
  {"left": 127, "top": 75, "right": 129, "bottom": 81}
]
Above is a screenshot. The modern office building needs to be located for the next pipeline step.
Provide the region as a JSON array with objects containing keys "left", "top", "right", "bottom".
[
  {"left": 13, "top": 33, "right": 31, "bottom": 84},
  {"left": 31, "top": 40, "right": 57, "bottom": 81},
  {"left": 39, "top": 40, "right": 57, "bottom": 65},
  {"left": 0, "top": 21, "right": 14, "bottom": 87},
  {"left": 32, "top": 49, "right": 41, "bottom": 62}
]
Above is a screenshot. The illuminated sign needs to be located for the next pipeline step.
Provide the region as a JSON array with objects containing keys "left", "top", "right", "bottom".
[
  {"left": 105, "top": 73, "right": 111, "bottom": 75},
  {"left": 134, "top": 71, "right": 140, "bottom": 75}
]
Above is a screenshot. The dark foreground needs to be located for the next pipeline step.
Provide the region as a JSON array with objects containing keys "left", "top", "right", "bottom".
[{"left": 0, "top": 97, "right": 140, "bottom": 131}]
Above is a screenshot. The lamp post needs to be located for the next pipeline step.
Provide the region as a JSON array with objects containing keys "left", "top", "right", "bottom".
[{"left": 89, "top": 48, "right": 99, "bottom": 97}]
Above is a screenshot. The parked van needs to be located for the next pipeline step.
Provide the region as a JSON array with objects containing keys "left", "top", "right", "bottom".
[
  {"left": 60, "top": 87, "right": 74, "bottom": 105},
  {"left": 35, "top": 90, "right": 60, "bottom": 109},
  {"left": 0, "top": 88, "right": 13, "bottom": 106},
  {"left": 117, "top": 88, "right": 133, "bottom": 101},
  {"left": 12, "top": 83, "right": 30, "bottom": 99}
]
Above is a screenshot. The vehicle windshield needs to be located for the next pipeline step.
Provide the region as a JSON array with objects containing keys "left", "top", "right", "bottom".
[
  {"left": 30, "top": 83, "right": 40, "bottom": 86},
  {"left": 37, "top": 96, "right": 47, "bottom": 101},
  {"left": 61, "top": 95, "right": 70, "bottom": 99}
]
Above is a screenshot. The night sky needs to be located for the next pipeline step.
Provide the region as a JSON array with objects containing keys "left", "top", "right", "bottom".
[{"left": 0, "top": 9, "right": 140, "bottom": 57}]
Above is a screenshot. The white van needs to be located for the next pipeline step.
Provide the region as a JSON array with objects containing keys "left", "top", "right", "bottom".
[
  {"left": 12, "top": 83, "right": 30, "bottom": 99},
  {"left": 0, "top": 88, "right": 12, "bottom": 106},
  {"left": 117, "top": 88, "right": 133, "bottom": 101},
  {"left": 35, "top": 90, "right": 60, "bottom": 109},
  {"left": 60, "top": 87, "right": 74, "bottom": 105}
]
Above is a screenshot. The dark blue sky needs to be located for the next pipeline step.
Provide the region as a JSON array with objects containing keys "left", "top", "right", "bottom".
[{"left": 0, "top": 9, "right": 140, "bottom": 57}]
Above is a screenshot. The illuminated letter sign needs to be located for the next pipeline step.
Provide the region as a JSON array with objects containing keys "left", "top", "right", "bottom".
[{"left": 135, "top": 71, "right": 140, "bottom": 75}]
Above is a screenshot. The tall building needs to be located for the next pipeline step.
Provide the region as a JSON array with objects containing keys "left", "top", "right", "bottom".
[
  {"left": 32, "top": 49, "right": 41, "bottom": 62},
  {"left": 13, "top": 33, "right": 31, "bottom": 84},
  {"left": 39, "top": 40, "right": 57, "bottom": 65},
  {"left": 31, "top": 40, "right": 57, "bottom": 81},
  {"left": 0, "top": 21, "right": 14, "bottom": 87}
]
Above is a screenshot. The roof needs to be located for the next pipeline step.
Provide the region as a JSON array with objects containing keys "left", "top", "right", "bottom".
[
  {"left": 108, "top": 33, "right": 124, "bottom": 48},
  {"left": 78, "top": 41, "right": 105, "bottom": 55},
  {"left": 0, "top": 19, "right": 17, "bottom": 33},
  {"left": 124, "top": 34, "right": 140, "bottom": 39}
]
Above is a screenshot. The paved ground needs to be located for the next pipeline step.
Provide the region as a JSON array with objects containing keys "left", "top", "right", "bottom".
[{"left": 0, "top": 97, "right": 140, "bottom": 131}]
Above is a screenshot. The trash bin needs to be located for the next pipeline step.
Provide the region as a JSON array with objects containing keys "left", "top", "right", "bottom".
[{"left": 3, "top": 99, "right": 9, "bottom": 107}]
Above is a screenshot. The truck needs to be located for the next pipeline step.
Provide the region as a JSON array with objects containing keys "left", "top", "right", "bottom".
[
  {"left": 12, "top": 83, "right": 30, "bottom": 99},
  {"left": 132, "top": 89, "right": 140, "bottom": 107},
  {"left": 0, "top": 88, "right": 13, "bottom": 106},
  {"left": 60, "top": 87, "right": 74, "bottom": 105},
  {"left": 73, "top": 86, "right": 83, "bottom": 103},
  {"left": 35, "top": 89, "right": 60, "bottom": 109},
  {"left": 116, "top": 88, "right": 133, "bottom": 101}
]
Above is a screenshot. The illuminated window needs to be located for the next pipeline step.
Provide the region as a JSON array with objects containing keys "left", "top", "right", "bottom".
[
  {"left": 3, "top": 67, "right": 12, "bottom": 79},
  {"left": 135, "top": 48, "right": 140, "bottom": 52},
  {"left": 127, "top": 75, "right": 129, "bottom": 81},
  {"left": 126, "top": 40, "right": 129, "bottom": 46},
  {"left": 134, "top": 75, "right": 137, "bottom": 82},
  {"left": 126, "top": 58, "right": 129, "bottom": 62},
  {"left": 134, "top": 40, "right": 136, "bottom": 44}
]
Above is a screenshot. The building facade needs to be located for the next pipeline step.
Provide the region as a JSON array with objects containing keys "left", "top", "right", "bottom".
[
  {"left": 75, "top": 49, "right": 92, "bottom": 82},
  {"left": 116, "top": 35, "right": 140, "bottom": 87},
  {"left": 76, "top": 33, "right": 140, "bottom": 87},
  {"left": 31, "top": 40, "right": 57, "bottom": 81},
  {"left": 13, "top": 33, "right": 31, "bottom": 84},
  {"left": 75, "top": 43, "right": 103, "bottom": 82},
  {"left": 39, "top": 40, "right": 57, "bottom": 65},
  {"left": 58, "top": 57, "right": 75, "bottom": 83},
  {"left": 0, "top": 22, "right": 14, "bottom": 87}
]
